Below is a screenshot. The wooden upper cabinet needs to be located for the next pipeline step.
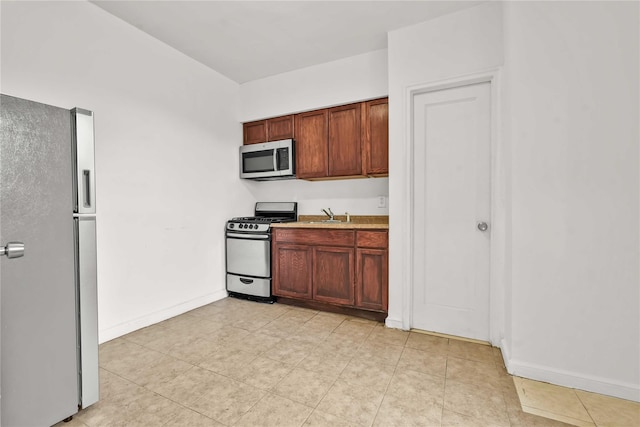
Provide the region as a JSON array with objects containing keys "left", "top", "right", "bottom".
[
  {"left": 328, "top": 103, "right": 362, "bottom": 177},
  {"left": 245, "top": 97, "right": 388, "bottom": 178},
  {"left": 295, "top": 110, "right": 329, "bottom": 179},
  {"left": 363, "top": 98, "right": 389, "bottom": 176},
  {"left": 243, "top": 115, "right": 294, "bottom": 145},
  {"left": 243, "top": 120, "right": 267, "bottom": 145},
  {"left": 267, "top": 115, "right": 294, "bottom": 141}
]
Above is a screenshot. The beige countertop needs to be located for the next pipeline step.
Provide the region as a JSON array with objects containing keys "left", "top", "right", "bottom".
[{"left": 271, "top": 215, "right": 389, "bottom": 230}]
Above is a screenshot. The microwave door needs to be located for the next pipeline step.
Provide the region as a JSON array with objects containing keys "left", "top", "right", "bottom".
[{"left": 241, "top": 147, "right": 276, "bottom": 178}]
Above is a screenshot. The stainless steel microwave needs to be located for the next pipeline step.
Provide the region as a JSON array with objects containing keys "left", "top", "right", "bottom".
[{"left": 239, "top": 139, "right": 295, "bottom": 180}]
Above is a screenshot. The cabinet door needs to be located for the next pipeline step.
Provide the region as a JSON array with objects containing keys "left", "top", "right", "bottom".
[
  {"left": 273, "top": 244, "right": 313, "bottom": 299},
  {"left": 363, "top": 98, "right": 388, "bottom": 175},
  {"left": 328, "top": 103, "right": 362, "bottom": 177},
  {"left": 313, "top": 246, "right": 354, "bottom": 305},
  {"left": 355, "top": 248, "right": 388, "bottom": 311},
  {"left": 243, "top": 120, "right": 267, "bottom": 145},
  {"left": 267, "top": 115, "right": 294, "bottom": 141},
  {"left": 295, "top": 110, "right": 328, "bottom": 179}
]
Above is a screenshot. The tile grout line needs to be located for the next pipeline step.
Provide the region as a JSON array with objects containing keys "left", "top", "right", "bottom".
[
  {"left": 573, "top": 389, "right": 600, "bottom": 427},
  {"left": 514, "top": 377, "right": 599, "bottom": 427},
  {"left": 264, "top": 315, "right": 324, "bottom": 427},
  {"left": 441, "top": 354, "right": 448, "bottom": 427},
  {"left": 300, "top": 318, "right": 380, "bottom": 426},
  {"left": 367, "top": 339, "right": 402, "bottom": 426},
  {"left": 99, "top": 365, "right": 220, "bottom": 426}
]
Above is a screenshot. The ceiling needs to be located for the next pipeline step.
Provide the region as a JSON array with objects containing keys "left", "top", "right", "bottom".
[{"left": 91, "top": 1, "right": 482, "bottom": 84}]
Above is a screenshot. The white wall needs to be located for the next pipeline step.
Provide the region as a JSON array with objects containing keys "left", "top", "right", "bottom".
[
  {"left": 388, "top": 0, "right": 639, "bottom": 401},
  {"left": 503, "top": 1, "right": 639, "bottom": 401},
  {"left": 386, "top": 1, "right": 505, "bottom": 328},
  {"left": 239, "top": 50, "right": 390, "bottom": 216},
  {"left": 239, "top": 49, "right": 388, "bottom": 121},
  {"left": 1, "top": 1, "right": 251, "bottom": 342}
]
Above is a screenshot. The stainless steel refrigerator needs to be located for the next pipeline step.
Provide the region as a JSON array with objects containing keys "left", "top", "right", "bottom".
[{"left": 0, "top": 94, "right": 99, "bottom": 426}]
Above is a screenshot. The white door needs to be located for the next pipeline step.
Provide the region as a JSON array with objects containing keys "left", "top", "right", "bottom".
[{"left": 411, "top": 82, "right": 491, "bottom": 341}]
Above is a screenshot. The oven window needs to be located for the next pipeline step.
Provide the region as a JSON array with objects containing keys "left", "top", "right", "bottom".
[{"left": 243, "top": 150, "right": 275, "bottom": 173}]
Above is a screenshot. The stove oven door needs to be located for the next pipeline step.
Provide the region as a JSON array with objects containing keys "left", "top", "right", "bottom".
[{"left": 226, "top": 232, "right": 271, "bottom": 278}]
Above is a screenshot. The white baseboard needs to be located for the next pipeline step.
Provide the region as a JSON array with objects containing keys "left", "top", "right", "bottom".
[
  {"left": 385, "top": 317, "right": 405, "bottom": 330},
  {"left": 98, "top": 289, "right": 228, "bottom": 343},
  {"left": 500, "top": 338, "right": 512, "bottom": 369},
  {"left": 501, "top": 338, "right": 639, "bottom": 402}
]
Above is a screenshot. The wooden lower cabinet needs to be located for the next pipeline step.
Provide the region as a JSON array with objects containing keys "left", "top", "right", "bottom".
[
  {"left": 313, "top": 247, "right": 354, "bottom": 305},
  {"left": 356, "top": 248, "right": 388, "bottom": 311},
  {"left": 272, "top": 244, "right": 312, "bottom": 299},
  {"left": 272, "top": 228, "right": 388, "bottom": 316}
]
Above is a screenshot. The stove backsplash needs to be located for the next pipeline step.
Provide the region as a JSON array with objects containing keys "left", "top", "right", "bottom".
[{"left": 242, "top": 177, "right": 389, "bottom": 216}]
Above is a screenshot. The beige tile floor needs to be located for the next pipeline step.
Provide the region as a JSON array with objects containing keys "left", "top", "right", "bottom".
[
  {"left": 56, "top": 297, "right": 639, "bottom": 427},
  {"left": 513, "top": 377, "right": 639, "bottom": 427}
]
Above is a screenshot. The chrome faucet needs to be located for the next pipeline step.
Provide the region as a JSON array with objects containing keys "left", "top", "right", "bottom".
[{"left": 321, "top": 208, "right": 334, "bottom": 220}]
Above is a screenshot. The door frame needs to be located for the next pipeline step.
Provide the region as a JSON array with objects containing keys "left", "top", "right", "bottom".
[{"left": 402, "top": 68, "right": 506, "bottom": 346}]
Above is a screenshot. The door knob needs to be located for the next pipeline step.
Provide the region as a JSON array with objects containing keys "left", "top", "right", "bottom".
[
  {"left": 1, "top": 242, "right": 25, "bottom": 259},
  {"left": 477, "top": 222, "right": 489, "bottom": 232}
]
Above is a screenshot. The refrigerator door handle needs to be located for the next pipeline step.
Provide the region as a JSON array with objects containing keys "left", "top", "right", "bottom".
[{"left": 83, "top": 169, "right": 91, "bottom": 208}]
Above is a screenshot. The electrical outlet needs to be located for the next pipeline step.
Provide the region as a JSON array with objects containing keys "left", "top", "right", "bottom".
[{"left": 377, "top": 196, "right": 387, "bottom": 208}]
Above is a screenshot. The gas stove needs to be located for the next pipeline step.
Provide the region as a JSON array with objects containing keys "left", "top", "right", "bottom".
[
  {"left": 225, "top": 202, "right": 297, "bottom": 302},
  {"left": 226, "top": 202, "right": 297, "bottom": 233}
]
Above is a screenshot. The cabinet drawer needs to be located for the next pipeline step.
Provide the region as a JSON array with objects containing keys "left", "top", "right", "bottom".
[
  {"left": 356, "top": 231, "right": 388, "bottom": 248},
  {"left": 274, "top": 229, "right": 354, "bottom": 247}
]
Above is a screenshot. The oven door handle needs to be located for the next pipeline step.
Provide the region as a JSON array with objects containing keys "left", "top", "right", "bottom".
[{"left": 226, "top": 232, "right": 270, "bottom": 239}]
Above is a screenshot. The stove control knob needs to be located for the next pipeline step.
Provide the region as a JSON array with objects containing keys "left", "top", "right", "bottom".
[
  {"left": 242, "top": 224, "right": 247, "bottom": 229},
  {"left": 229, "top": 223, "right": 235, "bottom": 229}
]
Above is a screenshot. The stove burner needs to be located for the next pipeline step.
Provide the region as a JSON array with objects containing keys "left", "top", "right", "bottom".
[
  {"left": 231, "top": 216, "right": 295, "bottom": 224},
  {"left": 227, "top": 216, "right": 296, "bottom": 233},
  {"left": 227, "top": 202, "right": 297, "bottom": 233}
]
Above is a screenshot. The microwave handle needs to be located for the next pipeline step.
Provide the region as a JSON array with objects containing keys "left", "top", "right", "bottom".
[{"left": 274, "top": 148, "right": 279, "bottom": 172}]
